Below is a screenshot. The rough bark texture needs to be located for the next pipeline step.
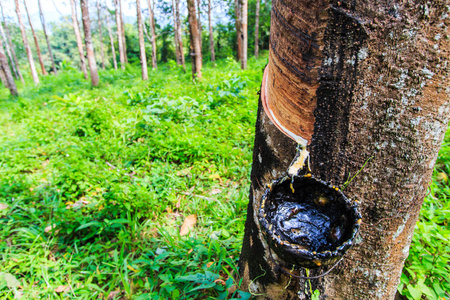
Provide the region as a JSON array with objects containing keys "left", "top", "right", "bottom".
[
  {"left": 136, "top": 0, "right": 148, "bottom": 80},
  {"left": 0, "top": 9, "right": 22, "bottom": 83},
  {"left": 24, "top": 0, "right": 47, "bottom": 76},
  {"left": 238, "top": 0, "right": 450, "bottom": 299},
  {"left": 15, "top": 0, "right": 39, "bottom": 85},
  {"left": 235, "top": 0, "right": 242, "bottom": 61},
  {"left": 106, "top": 13, "right": 118, "bottom": 70},
  {"left": 197, "top": 0, "right": 203, "bottom": 59},
  {"left": 171, "top": 0, "right": 180, "bottom": 64},
  {"left": 207, "top": 0, "right": 215, "bottom": 62},
  {"left": 254, "top": 0, "right": 260, "bottom": 58},
  {"left": 240, "top": 0, "right": 248, "bottom": 69},
  {"left": 38, "top": 0, "right": 57, "bottom": 75},
  {"left": 97, "top": 0, "right": 105, "bottom": 70},
  {"left": 146, "top": 0, "right": 157, "bottom": 69},
  {"left": 114, "top": 0, "right": 125, "bottom": 69},
  {"left": 70, "top": 0, "right": 88, "bottom": 79},
  {"left": 187, "top": 0, "right": 202, "bottom": 79},
  {"left": 80, "top": 0, "right": 99, "bottom": 87},
  {"left": 0, "top": 37, "right": 17, "bottom": 96},
  {"left": 119, "top": 0, "right": 128, "bottom": 64}
]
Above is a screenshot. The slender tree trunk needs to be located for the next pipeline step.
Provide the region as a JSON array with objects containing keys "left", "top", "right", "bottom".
[
  {"left": 146, "top": 0, "right": 157, "bottom": 69},
  {"left": 0, "top": 3, "right": 23, "bottom": 84},
  {"left": 238, "top": 1, "right": 450, "bottom": 299},
  {"left": 106, "top": 13, "right": 117, "bottom": 70},
  {"left": 207, "top": 0, "right": 215, "bottom": 63},
  {"left": 187, "top": 0, "right": 201, "bottom": 79},
  {"left": 114, "top": 0, "right": 125, "bottom": 69},
  {"left": 80, "top": 0, "right": 99, "bottom": 86},
  {"left": 234, "top": 0, "right": 242, "bottom": 61},
  {"left": 135, "top": 0, "right": 148, "bottom": 79},
  {"left": 174, "top": 0, "right": 185, "bottom": 71},
  {"left": 0, "top": 38, "right": 17, "bottom": 96},
  {"left": 196, "top": 0, "right": 202, "bottom": 60},
  {"left": 0, "top": 19, "right": 19, "bottom": 81},
  {"left": 0, "top": 67, "right": 6, "bottom": 86},
  {"left": 171, "top": 0, "right": 179, "bottom": 65},
  {"left": 97, "top": 0, "right": 105, "bottom": 70},
  {"left": 119, "top": 0, "right": 127, "bottom": 64},
  {"left": 254, "top": 0, "right": 260, "bottom": 58},
  {"left": 240, "top": 0, "right": 247, "bottom": 69},
  {"left": 37, "top": 0, "right": 57, "bottom": 75},
  {"left": 14, "top": 0, "right": 39, "bottom": 85},
  {"left": 70, "top": 0, "right": 88, "bottom": 79},
  {"left": 24, "top": 0, "right": 47, "bottom": 76}
]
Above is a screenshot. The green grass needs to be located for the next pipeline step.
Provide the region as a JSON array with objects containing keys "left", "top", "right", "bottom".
[{"left": 0, "top": 54, "right": 448, "bottom": 300}]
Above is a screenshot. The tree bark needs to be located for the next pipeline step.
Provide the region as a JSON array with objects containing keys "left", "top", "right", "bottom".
[
  {"left": 240, "top": 0, "right": 247, "bottom": 69},
  {"left": 196, "top": 0, "right": 203, "bottom": 60},
  {"left": 146, "top": 0, "right": 157, "bottom": 69},
  {"left": 171, "top": 0, "right": 179, "bottom": 65},
  {"left": 119, "top": 0, "right": 128, "bottom": 64},
  {"left": 38, "top": 0, "right": 57, "bottom": 75},
  {"left": 136, "top": 0, "right": 148, "bottom": 79},
  {"left": 0, "top": 4, "right": 22, "bottom": 83},
  {"left": 187, "top": 0, "right": 202, "bottom": 79},
  {"left": 80, "top": 0, "right": 99, "bottom": 87},
  {"left": 97, "top": 0, "right": 105, "bottom": 70},
  {"left": 254, "top": 0, "right": 260, "bottom": 58},
  {"left": 207, "top": 0, "right": 215, "bottom": 63},
  {"left": 0, "top": 37, "right": 18, "bottom": 96},
  {"left": 234, "top": 0, "right": 242, "bottom": 61},
  {"left": 173, "top": 0, "right": 186, "bottom": 71},
  {"left": 14, "top": 0, "right": 39, "bottom": 85},
  {"left": 105, "top": 13, "right": 118, "bottom": 70},
  {"left": 24, "top": 0, "right": 47, "bottom": 76},
  {"left": 70, "top": 0, "right": 88, "bottom": 79},
  {"left": 238, "top": 0, "right": 450, "bottom": 299},
  {"left": 114, "top": 0, "right": 125, "bottom": 69}
]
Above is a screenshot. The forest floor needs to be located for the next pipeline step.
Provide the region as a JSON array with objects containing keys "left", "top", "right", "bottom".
[{"left": 0, "top": 53, "right": 448, "bottom": 299}]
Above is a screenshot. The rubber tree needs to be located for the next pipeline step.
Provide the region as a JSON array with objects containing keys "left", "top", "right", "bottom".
[
  {"left": 24, "top": 0, "right": 47, "bottom": 76},
  {"left": 80, "top": 0, "right": 100, "bottom": 87},
  {"left": 146, "top": 0, "right": 157, "bottom": 69},
  {"left": 207, "top": 0, "right": 215, "bottom": 63},
  {"left": 238, "top": 0, "right": 450, "bottom": 299},
  {"left": 136, "top": 0, "right": 148, "bottom": 80},
  {"left": 254, "top": 0, "right": 260, "bottom": 58},
  {"left": 114, "top": 0, "right": 126, "bottom": 69},
  {"left": 70, "top": 0, "right": 88, "bottom": 79},
  {"left": 173, "top": 0, "right": 186, "bottom": 71},
  {"left": 187, "top": 0, "right": 202, "bottom": 79},
  {"left": 0, "top": 37, "right": 17, "bottom": 96},
  {"left": 38, "top": 0, "right": 57, "bottom": 75},
  {"left": 97, "top": 0, "right": 106, "bottom": 70}
]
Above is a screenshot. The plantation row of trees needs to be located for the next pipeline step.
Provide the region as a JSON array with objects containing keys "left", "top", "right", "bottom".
[{"left": 0, "top": 0, "right": 271, "bottom": 94}]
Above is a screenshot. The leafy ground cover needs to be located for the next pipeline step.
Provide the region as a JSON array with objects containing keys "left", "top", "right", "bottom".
[{"left": 0, "top": 55, "right": 449, "bottom": 299}]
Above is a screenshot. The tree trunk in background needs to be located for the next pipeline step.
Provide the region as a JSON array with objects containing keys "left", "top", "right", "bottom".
[
  {"left": 24, "top": 0, "right": 47, "bottom": 76},
  {"left": 70, "top": 0, "right": 88, "bottom": 79},
  {"left": 114, "top": 0, "right": 125, "bottom": 69},
  {"left": 174, "top": 0, "right": 185, "bottom": 71},
  {"left": 97, "top": 0, "right": 105, "bottom": 70},
  {"left": 207, "top": 0, "right": 214, "bottom": 63},
  {"left": 136, "top": 0, "right": 148, "bottom": 79},
  {"left": 14, "top": 0, "right": 39, "bottom": 85},
  {"left": 106, "top": 13, "right": 118, "bottom": 70},
  {"left": 119, "top": 0, "right": 128, "bottom": 64},
  {"left": 240, "top": 0, "right": 247, "bottom": 69},
  {"left": 0, "top": 67, "right": 6, "bottom": 86},
  {"left": 238, "top": 0, "right": 450, "bottom": 299},
  {"left": 146, "top": 0, "right": 157, "bottom": 69},
  {"left": 171, "top": 0, "right": 179, "bottom": 65},
  {"left": 80, "top": 0, "right": 99, "bottom": 87},
  {"left": 38, "top": 0, "right": 57, "bottom": 75},
  {"left": 0, "top": 18, "right": 20, "bottom": 83},
  {"left": 0, "top": 38, "right": 17, "bottom": 96},
  {"left": 254, "top": 0, "right": 260, "bottom": 58},
  {"left": 234, "top": 0, "right": 242, "bottom": 61},
  {"left": 196, "top": 0, "right": 203, "bottom": 61},
  {"left": 187, "top": 0, "right": 201, "bottom": 79}
]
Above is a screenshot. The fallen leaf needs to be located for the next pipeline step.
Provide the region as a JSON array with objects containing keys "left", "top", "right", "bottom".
[
  {"left": 54, "top": 285, "right": 70, "bottom": 293},
  {"left": 188, "top": 249, "right": 193, "bottom": 254},
  {"left": 210, "top": 188, "right": 222, "bottom": 195},
  {"left": 44, "top": 224, "right": 56, "bottom": 233},
  {"left": 108, "top": 291, "right": 121, "bottom": 300},
  {"left": 180, "top": 214, "right": 197, "bottom": 236},
  {"left": 214, "top": 279, "right": 226, "bottom": 286},
  {"left": 208, "top": 174, "right": 221, "bottom": 181},
  {"left": 0, "top": 203, "right": 8, "bottom": 210},
  {"left": 165, "top": 207, "right": 173, "bottom": 214},
  {"left": 206, "top": 262, "right": 214, "bottom": 268},
  {"left": 437, "top": 172, "right": 448, "bottom": 182}
]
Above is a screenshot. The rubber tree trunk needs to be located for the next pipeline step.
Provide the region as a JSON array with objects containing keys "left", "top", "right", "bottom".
[
  {"left": 196, "top": 0, "right": 203, "bottom": 60},
  {"left": 240, "top": 0, "right": 247, "bottom": 69},
  {"left": 0, "top": 11, "right": 22, "bottom": 83},
  {"left": 254, "top": 0, "right": 260, "bottom": 58},
  {"left": 119, "top": 0, "right": 127, "bottom": 64},
  {"left": 24, "top": 0, "right": 47, "bottom": 76},
  {"left": 80, "top": 0, "right": 99, "bottom": 87},
  {"left": 14, "top": 0, "right": 39, "bottom": 85},
  {"left": 173, "top": 0, "right": 186, "bottom": 71},
  {"left": 0, "top": 38, "right": 17, "bottom": 96},
  {"left": 187, "top": 0, "right": 202, "bottom": 79},
  {"left": 70, "top": 0, "right": 88, "bottom": 79},
  {"left": 136, "top": 0, "right": 148, "bottom": 80},
  {"left": 106, "top": 13, "right": 118, "bottom": 70},
  {"left": 97, "top": 0, "right": 105, "bottom": 70},
  {"left": 207, "top": 0, "right": 215, "bottom": 63},
  {"left": 38, "top": 0, "right": 57, "bottom": 75},
  {"left": 238, "top": 0, "right": 450, "bottom": 299},
  {"left": 146, "top": 0, "right": 157, "bottom": 69},
  {"left": 234, "top": 0, "right": 242, "bottom": 61},
  {"left": 114, "top": 0, "right": 125, "bottom": 69},
  {"left": 171, "top": 0, "right": 179, "bottom": 64}
]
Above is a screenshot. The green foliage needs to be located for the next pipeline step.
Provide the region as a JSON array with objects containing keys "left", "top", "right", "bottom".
[
  {"left": 0, "top": 53, "right": 267, "bottom": 299},
  {"left": 398, "top": 128, "right": 450, "bottom": 300}
]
